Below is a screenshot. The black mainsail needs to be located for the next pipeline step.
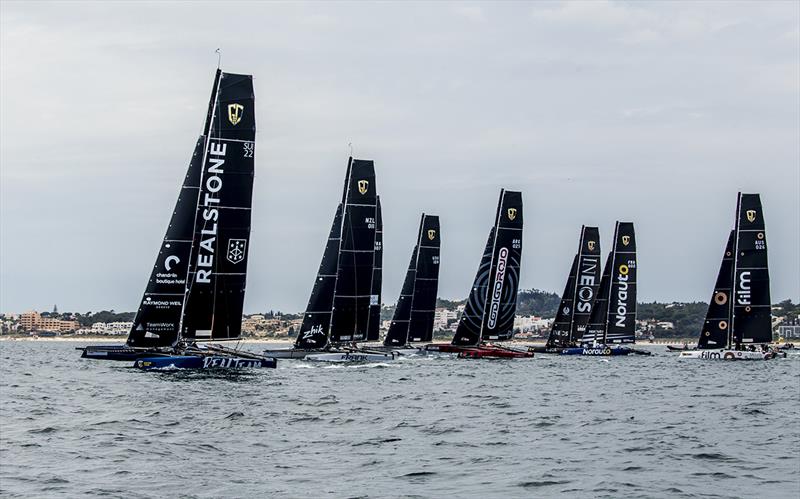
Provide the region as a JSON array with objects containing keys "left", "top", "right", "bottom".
[
  {"left": 545, "top": 226, "right": 602, "bottom": 348},
  {"left": 582, "top": 222, "right": 637, "bottom": 345},
  {"left": 180, "top": 72, "right": 256, "bottom": 343},
  {"left": 127, "top": 70, "right": 255, "bottom": 348},
  {"left": 731, "top": 193, "right": 772, "bottom": 345},
  {"left": 698, "top": 230, "right": 735, "bottom": 349},
  {"left": 384, "top": 214, "right": 442, "bottom": 347},
  {"left": 452, "top": 190, "right": 523, "bottom": 346},
  {"left": 294, "top": 158, "right": 379, "bottom": 348}
]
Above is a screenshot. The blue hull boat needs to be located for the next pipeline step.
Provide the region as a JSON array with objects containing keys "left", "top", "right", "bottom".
[
  {"left": 134, "top": 355, "right": 277, "bottom": 370},
  {"left": 561, "top": 346, "right": 634, "bottom": 356},
  {"left": 79, "top": 345, "right": 169, "bottom": 361}
]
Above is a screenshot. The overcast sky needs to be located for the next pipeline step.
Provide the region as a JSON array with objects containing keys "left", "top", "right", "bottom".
[{"left": 1, "top": 1, "right": 798, "bottom": 315}]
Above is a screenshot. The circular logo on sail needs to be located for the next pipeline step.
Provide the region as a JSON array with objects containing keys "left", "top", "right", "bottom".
[
  {"left": 713, "top": 292, "right": 727, "bottom": 305},
  {"left": 719, "top": 321, "right": 728, "bottom": 330}
]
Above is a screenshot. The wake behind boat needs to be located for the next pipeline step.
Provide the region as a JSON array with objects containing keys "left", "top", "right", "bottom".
[
  {"left": 79, "top": 69, "right": 275, "bottom": 370},
  {"left": 680, "top": 193, "right": 783, "bottom": 361}
]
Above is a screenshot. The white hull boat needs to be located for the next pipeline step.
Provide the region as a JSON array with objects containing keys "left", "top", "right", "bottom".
[
  {"left": 679, "top": 349, "right": 778, "bottom": 360},
  {"left": 305, "top": 351, "right": 399, "bottom": 363}
]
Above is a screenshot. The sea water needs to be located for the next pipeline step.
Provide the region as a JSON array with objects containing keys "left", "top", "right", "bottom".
[{"left": 1, "top": 341, "right": 798, "bottom": 498}]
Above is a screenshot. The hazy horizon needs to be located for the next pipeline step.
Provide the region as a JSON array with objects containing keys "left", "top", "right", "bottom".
[{"left": 2, "top": 1, "right": 799, "bottom": 314}]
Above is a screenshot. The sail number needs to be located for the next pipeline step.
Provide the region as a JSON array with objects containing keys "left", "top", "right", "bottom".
[
  {"left": 243, "top": 142, "right": 254, "bottom": 158},
  {"left": 365, "top": 217, "right": 375, "bottom": 229},
  {"left": 432, "top": 255, "right": 440, "bottom": 265},
  {"left": 755, "top": 240, "right": 765, "bottom": 250},
  {"left": 512, "top": 238, "right": 521, "bottom": 249},
  {"left": 626, "top": 259, "right": 636, "bottom": 268}
]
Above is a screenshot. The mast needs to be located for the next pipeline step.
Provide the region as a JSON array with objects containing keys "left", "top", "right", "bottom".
[
  {"left": 180, "top": 71, "right": 256, "bottom": 342},
  {"left": 731, "top": 193, "right": 772, "bottom": 346},
  {"left": 698, "top": 230, "right": 735, "bottom": 349},
  {"left": 127, "top": 70, "right": 222, "bottom": 348}
]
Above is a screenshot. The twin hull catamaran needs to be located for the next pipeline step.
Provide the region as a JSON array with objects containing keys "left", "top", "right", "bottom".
[
  {"left": 561, "top": 222, "right": 648, "bottom": 356},
  {"left": 680, "top": 193, "right": 781, "bottom": 361},
  {"left": 80, "top": 70, "right": 275, "bottom": 370},
  {"left": 531, "top": 226, "right": 602, "bottom": 354},
  {"left": 424, "top": 189, "right": 532, "bottom": 359},
  {"left": 264, "top": 158, "right": 392, "bottom": 362}
]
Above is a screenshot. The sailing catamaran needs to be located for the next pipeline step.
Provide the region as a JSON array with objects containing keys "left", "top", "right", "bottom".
[
  {"left": 562, "top": 222, "right": 648, "bottom": 356},
  {"left": 264, "top": 158, "right": 392, "bottom": 362},
  {"left": 532, "top": 226, "right": 601, "bottom": 353},
  {"left": 79, "top": 69, "right": 275, "bottom": 370},
  {"left": 424, "top": 189, "right": 532, "bottom": 359},
  {"left": 680, "top": 193, "right": 781, "bottom": 360},
  {"left": 381, "top": 214, "right": 441, "bottom": 353}
]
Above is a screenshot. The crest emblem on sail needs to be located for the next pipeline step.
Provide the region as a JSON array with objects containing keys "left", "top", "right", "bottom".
[
  {"left": 227, "top": 239, "right": 247, "bottom": 264},
  {"left": 358, "top": 179, "right": 369, "bottom": 195},
  {"left": 746, "top": 209, "right": 757, "bottom": 223},
  {"left": 621, "top": 235, "right": 630, "bottom": 246},
  {"left": 507, "top": 208, "right": 517, "bottom": 220},
  {"left": 428, "top": 229, "right": 436, "bottom": 240},
  {"left": 228, "top": 103, "right": 243, "bottom": 125},
  {"left": 587, "top": 240, "right": 595, "bottom": 251}
]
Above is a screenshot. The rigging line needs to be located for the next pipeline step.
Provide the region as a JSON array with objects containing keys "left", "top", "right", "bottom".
[{"left": 215, "top": 48, "right": 221, "bottom": 70}]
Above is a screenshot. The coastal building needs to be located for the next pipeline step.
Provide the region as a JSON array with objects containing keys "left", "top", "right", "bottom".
[
  {"left": 433, "top": 308, "right": 458, "bottom": 331},
  {"left": 19, "top": 311, "right": 79, "bottom": 333}
]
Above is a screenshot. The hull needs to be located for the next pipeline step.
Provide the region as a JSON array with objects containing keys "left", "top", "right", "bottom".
[
  {"left": 423, "top": 343, "right": 533, "bottom": 359},
  {"left": 304, "top": 351, "right": 398, "bottom": 363},
  {"left": 457, "top": 346, "right": 534, "bottom": 359},
  {"left": 679, "top": 349, "right": 779, "bottom": 360},
  {"left": 79, "top": 345, "right": 169, "bottom": 361},
  {"left": 134, "top": 355, "right": 277, "bottom": 370},
  {"left": 262, "top": 348, "right": 323, "bottom": 359},
  {"left": 561, "top": 346, "right": 634, "bottom": 356},
  {"left": 529, "top": 346, "right": 564, "bottom": 354}
]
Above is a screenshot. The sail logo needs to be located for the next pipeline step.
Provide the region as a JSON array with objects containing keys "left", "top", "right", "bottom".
[
  {"left": 301, "top": 324, "right": 324, "bottom": 342},
  {"left": 358, "top": 180, "right": 369, "bottom": 195},
  {"left": 621, "top": 235, "right": 631, "bottom": 246},
  {"left": 746, "top": 210, "right": 757, "bottom": 223},
  {"left": 228, "top": 104, "right": 243, "bottom": 125},
  {"left": 196, "top": 142, "right": 227, "bottom": 284},
  {"left": 227, "top": 239, "right": 246, "bottom": 264},
  {"left": 164, "top": 255, "right": 180, "bottom": 271},
  {"left": 736, "top": 271, "right": 751, "bottom": 305},
  {"left": 614, "top": 264, "right": 630, "bottom": 328},
  {"left": 587, "top": 240, "right": 595, "bottom": 251},
  {"left": 507, "top": 208, "right": 517, "bottom": 221},
  {"left": 487, "top": 247, "right": 508, "bottom": 329},
  {"left": 576, "top": 257, "right": 598, "bottom": 313},
  {"left": 427, "top": 229, "right": 436, "bottom": 240}
]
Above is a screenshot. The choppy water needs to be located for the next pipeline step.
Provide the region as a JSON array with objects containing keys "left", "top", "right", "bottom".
[{"left": 0, "top": 341, "right": 798, "bottom": 498}]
